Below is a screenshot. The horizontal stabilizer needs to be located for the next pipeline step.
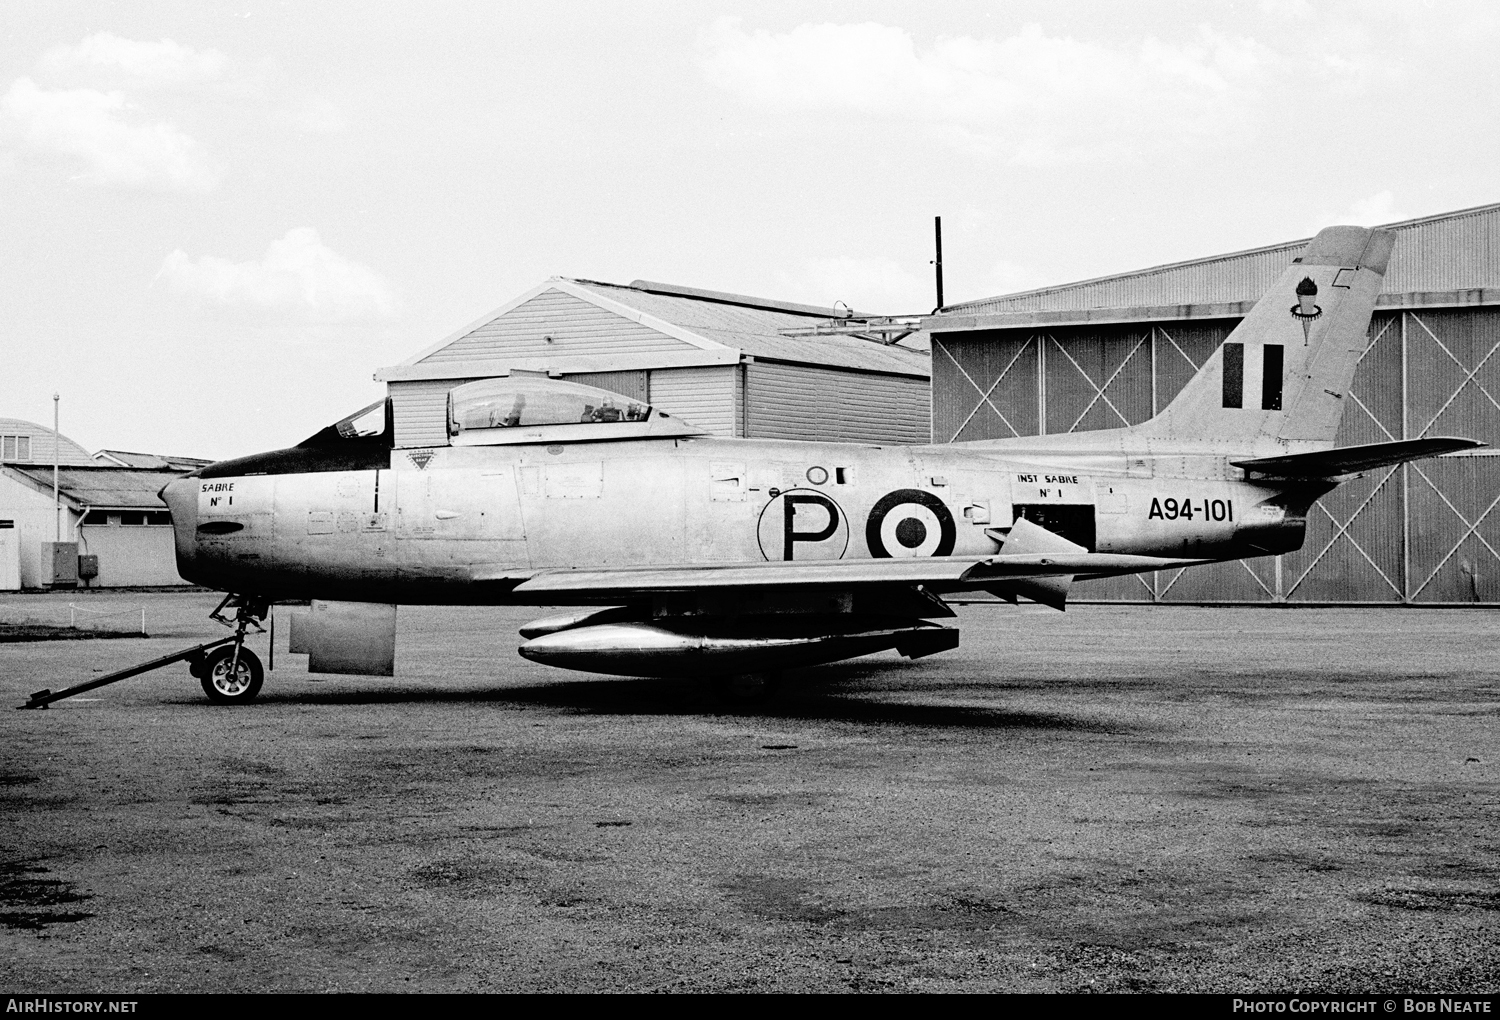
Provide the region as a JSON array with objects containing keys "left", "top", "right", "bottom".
[
  {"left": 984, "top": 517, "right": 1084, "bottom": 609},
  {"left": 1233, "top": 437, "right": 1485, "bottom": 479}
]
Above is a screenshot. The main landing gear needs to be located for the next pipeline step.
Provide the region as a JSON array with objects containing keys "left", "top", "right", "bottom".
[{"left": 190, "top": 595, "right": 269, "bottom": 705}]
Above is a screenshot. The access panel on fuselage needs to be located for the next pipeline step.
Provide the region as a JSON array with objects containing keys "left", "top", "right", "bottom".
[
  {"left": 516, "top": 448, "right": 689, "bottom": 569},
  {"left": 393, "top": 462, "right": 525, "bottom": 542}
]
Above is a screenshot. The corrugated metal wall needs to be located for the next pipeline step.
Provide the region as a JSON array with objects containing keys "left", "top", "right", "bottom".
[
  {"left": 746, "top": 362, "right": 929, "bottom": 444},
  {"left": 935, "top": 306, "right": 1500, "bottom": 603},
  {"left": 648, "top": 366, "right": 738, "bottom": 436},
  {"left": 932, "top": 321, "right": 1234, "bottom": 442},
  {"left": 951, "top": 204, "right": 1500, "bottom": 314},
  {"left": 419, "top": 289, "right": 688, "bottom": 363}
]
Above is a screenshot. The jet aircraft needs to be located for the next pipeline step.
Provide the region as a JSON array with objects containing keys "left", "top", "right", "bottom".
[{"left": 160, "top": 225, "right": 1481, "bottom": 703}]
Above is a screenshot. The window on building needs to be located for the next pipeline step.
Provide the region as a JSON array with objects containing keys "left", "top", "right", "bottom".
[
  {"left": 118, "top": 512, "right": 146, "bottom": 526},
  {"left": 146, "top": 511, "right": 172, "bottom": 526},
  {"left": 0, "top": 520, "right": 14, "bottom": 529},
  {"left": 1, "top": 435, "right": 31, "bottom": 461},
  {"left": 82, "top": 510, "right": 111, "bottom": 525}
]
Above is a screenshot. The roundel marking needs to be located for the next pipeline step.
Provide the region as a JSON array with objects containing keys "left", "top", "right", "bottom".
[
  {"left": 757, "top": 488, "right": 850, "bottom": 561},
  {"left": 866, "top": 488, "right": 956, "bottom": 559}
]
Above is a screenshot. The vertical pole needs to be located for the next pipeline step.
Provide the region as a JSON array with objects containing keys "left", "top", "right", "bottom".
[
  {"left": 1037, "top": 335, "right": 1047, "bottom": 435},
  {"left": 53, "top": 393, "right": 60, "bottom": 542},
  {"left": 739, "top": 361, "right": 750, "bottom": 438},
  {"left": 1150, "top": 327, "right": 1159, "bottom": 417},
  {"left": 1149, "top": 326, "right": 1158, "bottom": 603},
  {"left": 1401, "top": 311, "right": 1410, "bottom": 603},
  {"left": 933, "top": 216, "right": 944, "bottom": 311}
]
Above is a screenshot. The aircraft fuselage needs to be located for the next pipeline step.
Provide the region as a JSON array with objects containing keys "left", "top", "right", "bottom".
[{"left": 161, "top": 434, "right": 1306, "bottom": 605}]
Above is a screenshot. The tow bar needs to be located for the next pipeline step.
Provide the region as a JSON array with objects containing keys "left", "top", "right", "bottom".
[
  {"left": 18, "top": 636, "right": 240, "bottom": 709},
  {"left": 17, "top": 594, "right": 269, "bottom": 709}
]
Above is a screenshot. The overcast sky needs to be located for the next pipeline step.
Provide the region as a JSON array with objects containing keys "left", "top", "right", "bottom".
[{"left": 3, "top": 0, "right": 1496, "bottom": 459}]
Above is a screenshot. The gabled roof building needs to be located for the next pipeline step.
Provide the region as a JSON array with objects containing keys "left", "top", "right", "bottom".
[
  {"left": 376, "top": 278, "right": 931, "bottom": 449},
  {"left": 1, "top": 419, "right": 203, "bottom": 589}
]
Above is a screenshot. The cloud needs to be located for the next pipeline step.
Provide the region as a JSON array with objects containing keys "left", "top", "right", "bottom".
[
  {"left": 0, "top": 76, "right": 218, "bottom": 190},
  {"left": 159, "top": 228, "right": 398, "bottom": 321},
  {"left": 39, "top": 33, "right": 225, "bottom": 87},
  {"left": 700, "top": 18, "right": 1275, "bottom": 163}
]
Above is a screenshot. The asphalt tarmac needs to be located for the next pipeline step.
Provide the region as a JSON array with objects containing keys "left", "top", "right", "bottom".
[{"left": 1, "top": 591, "right": 1497, "bottom": 993}]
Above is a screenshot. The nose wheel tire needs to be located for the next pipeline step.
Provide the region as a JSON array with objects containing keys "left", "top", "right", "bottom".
[{"left": 200, "top": 646, "right": 264, "bottom": 704}]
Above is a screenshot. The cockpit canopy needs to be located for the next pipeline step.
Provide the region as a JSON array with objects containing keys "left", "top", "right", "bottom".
[
  {"left": 446, "top": 375, "right": 701, "bottom": 445},
  {"left": 297, "top": 398, "right": 392, "bottom": 450}
]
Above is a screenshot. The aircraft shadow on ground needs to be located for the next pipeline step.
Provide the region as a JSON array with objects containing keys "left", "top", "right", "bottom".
[{"left": 208, "top": 660, "right": 1121, "bottom": 733}]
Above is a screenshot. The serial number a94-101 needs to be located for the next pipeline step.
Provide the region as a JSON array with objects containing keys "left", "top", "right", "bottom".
[{"left": 1148, "top": 497, "right": 1235, "bottom": 522}]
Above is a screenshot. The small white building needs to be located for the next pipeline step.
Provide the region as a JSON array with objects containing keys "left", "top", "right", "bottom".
[
  {"left": 376, "top": 278, "right": 932, "bottom": 449},
  {"left": 0, "top": 418, "right": 205, "bottom": 589}
]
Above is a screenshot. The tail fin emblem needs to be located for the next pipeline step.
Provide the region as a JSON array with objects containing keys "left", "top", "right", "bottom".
[{"left": 1290, "top": 277, "right": 1321, "bottom": 344}]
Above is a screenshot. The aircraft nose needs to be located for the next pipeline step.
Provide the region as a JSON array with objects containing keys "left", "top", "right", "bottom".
[{"left": 159, "top": 476, "right": 197, "bottom": 529}]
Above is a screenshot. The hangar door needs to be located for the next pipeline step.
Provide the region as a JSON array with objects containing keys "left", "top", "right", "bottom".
[{"left": 933, "top": 306, "right": 1500, "bottom": 604}]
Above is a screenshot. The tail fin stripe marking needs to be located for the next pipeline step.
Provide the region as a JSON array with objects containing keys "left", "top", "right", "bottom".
[
  {"left": 1222, "top": 342, "right": 1244, "bottom": 408},
  {"left": 1262, "top": 345, "right": 1284, "bottom": 411}
]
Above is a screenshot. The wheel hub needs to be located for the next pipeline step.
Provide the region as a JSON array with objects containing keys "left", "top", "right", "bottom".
[{"left": 211, "top": 659, "right": 252, "bottom": 696}]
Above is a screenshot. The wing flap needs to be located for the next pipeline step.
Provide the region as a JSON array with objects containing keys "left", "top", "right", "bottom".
[
  {"left": 513, "top": 558, "right": 979, "bottom": 594},
  {"left": 508, "top": 551, "right": 1216, "bottom": 597},
  {"left": 1233, "top": 437, "right": 1484, "bottom": 479}
]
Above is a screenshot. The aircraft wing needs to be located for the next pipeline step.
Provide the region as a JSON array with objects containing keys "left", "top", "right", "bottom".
[
  {"left": 1233, "top": 437, "right": 1484, "bottom": 479},
  {"left": 503, "top": 551, "right": 1212, "bottom": 599}
]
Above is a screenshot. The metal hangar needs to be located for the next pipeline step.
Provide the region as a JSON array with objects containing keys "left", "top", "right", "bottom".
[
  {"left": 923, "top": 202, "right": 1500, "bottom": 604},
  {"left": 376, "top": 277, "right": 930, "bottom": 450}
]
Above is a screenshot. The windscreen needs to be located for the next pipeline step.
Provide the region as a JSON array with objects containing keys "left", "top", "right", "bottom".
[
  {"left": 335, "top": 401, "right": 387, "bottom": 439},
  {"left": 296, "top": 398, "right": 391, "bottom": 448}
]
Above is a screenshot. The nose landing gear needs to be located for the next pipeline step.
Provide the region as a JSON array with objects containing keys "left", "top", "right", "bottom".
[
  {"left": 18, "top": 593, "right": 272, "bottom": 710},
  {"left": 192, "top": 595, "right": 269, "bottom": 704}
]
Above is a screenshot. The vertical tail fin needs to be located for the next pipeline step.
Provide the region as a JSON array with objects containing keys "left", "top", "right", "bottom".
[{"left": 1140, "top": 225, "right": 1395, "bottom": 449}]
